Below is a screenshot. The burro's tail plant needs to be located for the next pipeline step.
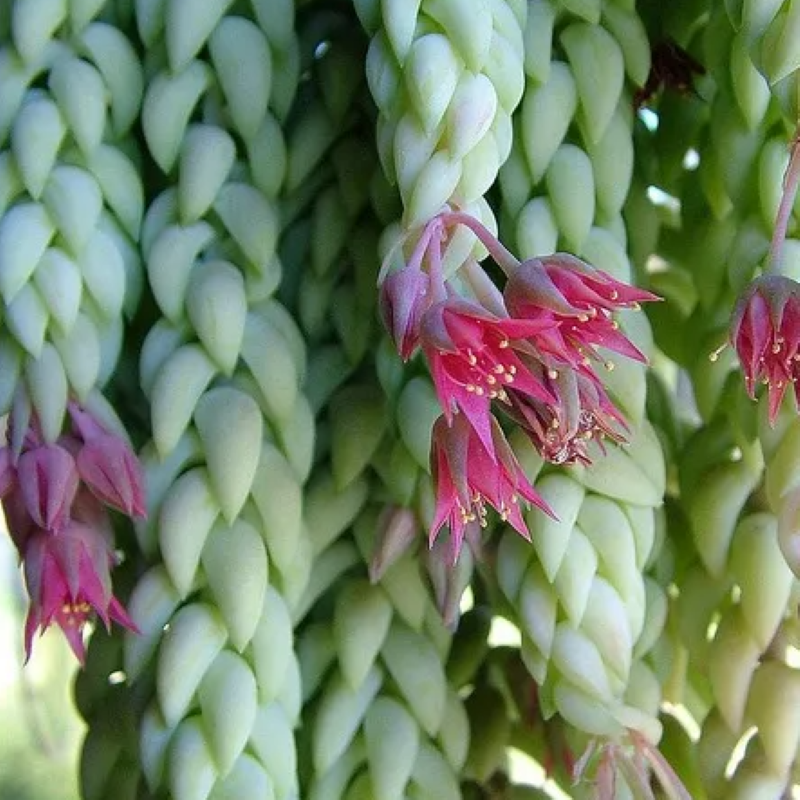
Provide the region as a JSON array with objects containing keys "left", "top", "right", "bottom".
[{"left": 6, "top": 1, "right": 800, "bottom": 799}]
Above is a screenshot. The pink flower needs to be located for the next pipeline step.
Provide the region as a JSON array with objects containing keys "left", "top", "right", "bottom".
[
  {"left": 729, "top": 274, "right": 800, "bottom": 423},
  {"left": 429, "top": 413, "right": 553, "bottom": 559},
  {"left": 504, "top": 255, "right": 658, "bottom": 371},
  {"left": 68, "top": 404, "right": 146, "bottom": 518},
  {"left": 16, "top": 444, "right": 79, "bottom": 533},
  {"left": 508, "top": 368, "right": 628, "bottom": 466},
  {"left": 420, "top": 297, "right": 555, "bottom": 454},
  {"left": 22, "top": 523, "right": 137, "bottom": 664}
]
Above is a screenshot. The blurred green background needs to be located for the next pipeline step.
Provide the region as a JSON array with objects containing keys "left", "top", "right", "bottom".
[{"left": 0, "top": 521, "right": 82, "bottom": 800}]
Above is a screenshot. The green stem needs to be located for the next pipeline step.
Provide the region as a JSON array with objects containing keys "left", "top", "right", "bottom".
[{"left": 767, "top": 127, "right": 800, "bottom": 274}]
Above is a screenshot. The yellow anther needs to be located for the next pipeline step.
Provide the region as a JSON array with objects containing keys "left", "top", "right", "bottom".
[
  {"left": 466, "top": 384, "right": 476, "bottom": 393},
  {"left": 773, "top": 343, "right": 782, "bottom": 354},
  {"left": 474, "top": 387, "right": 485, "bottom": 396},
  {"left": 498, "top": 339, "right": 510, "bottom": 349},
  {"left": 610, "top": 290, "right": 619, "bottom": 300},
  {"left": 578, "top": 314, "right": 589, "bottom": 322},
  {"left": 548, "top": 368, "right": 559, "bottom": 379},
  {"left": 604, "top": 360, "right": 615, "bottom": 371},
  {"left": 611, "top": 320, "right": 619, "bottom": 330},
  {"left": 467, "top": 350, "right": 477, "bottom": 365},
  {"left": 709, "top": 342, "right": 728, "bottom": 362},
  {"left": 508, "top": 365, "right": 517, "bottom": 375}
]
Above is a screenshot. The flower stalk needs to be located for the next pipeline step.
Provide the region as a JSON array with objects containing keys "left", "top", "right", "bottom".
[{"left": 767, "top": 125, "right": 800, "bottom": 275}]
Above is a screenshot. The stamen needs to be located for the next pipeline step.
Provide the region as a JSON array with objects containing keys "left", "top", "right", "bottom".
[
  {"left": 548, "top": 369, "right": 559, "bottom": 379},
  {"left": 709, "top": 342, "right": 727, "bottom": 362},
  {"left": 498, "top": 339, "right": 509, "bottom": 349}
]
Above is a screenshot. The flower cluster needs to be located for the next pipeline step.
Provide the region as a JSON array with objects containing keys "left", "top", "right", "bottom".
[
  {"left": 0, "top": 404, "right": 145, "bottom": 663},
  {"left": 380, "top": 210, "right": 658, "bottom": 552},
  {"left": 729, "top": 274, "right": 800, "bottom": 424}
]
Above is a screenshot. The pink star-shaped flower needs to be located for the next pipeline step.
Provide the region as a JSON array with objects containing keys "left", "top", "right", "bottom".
[{"left": 429, "top": 413, "right": 553, "bottom": 559}]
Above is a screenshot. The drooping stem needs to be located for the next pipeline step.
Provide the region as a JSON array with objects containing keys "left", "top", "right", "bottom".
[
  {"left": 442, "top": 211, "right": 521, "bottom": 276},
  {"left": 767, "top": 126, "right": 800, "bottom": 275}
]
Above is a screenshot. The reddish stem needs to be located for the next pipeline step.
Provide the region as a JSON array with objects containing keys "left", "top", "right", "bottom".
[
  {"left": 442, "top": 211, "right": 521, "bottom": 276},
  {"left": 767, "top": 126, "right": 800, "bottom": 275}
]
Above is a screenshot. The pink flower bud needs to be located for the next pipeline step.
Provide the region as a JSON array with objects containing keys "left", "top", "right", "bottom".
[
  {"left": 77, "top": 435, "right": 146, "bottom": 519},
  {"left": 369, "top": 506, "right": 419, "bottom": 583},
  {"left": 379, "top": 261, "right": 431, "bottom": 361},
  {"left": 16, "top": 444, "right": 79, "bottom": 532},
  {"left": 68, "top": 402, "right": 146, "bottom": 518}
]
